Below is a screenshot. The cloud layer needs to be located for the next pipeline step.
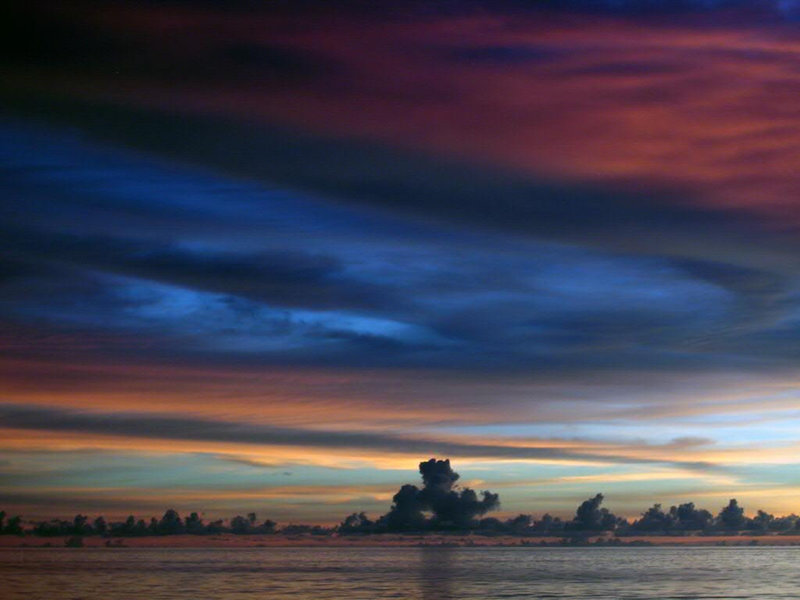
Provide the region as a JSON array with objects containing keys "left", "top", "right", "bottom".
[{"left": 2, "top": 0, "right": 800, "bottom": 520}]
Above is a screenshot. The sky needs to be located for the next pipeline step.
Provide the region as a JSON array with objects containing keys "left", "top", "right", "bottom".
[{"left": 2, "top": 0, "right": 800, "bottom": 523}]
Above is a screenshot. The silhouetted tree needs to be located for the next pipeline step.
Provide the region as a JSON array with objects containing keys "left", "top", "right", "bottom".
[
  {"left": 135, "top": 519, "right": 148, "bottom": 535},
  {"left": 570, "top": 494, "right": 621, "bottom": 531},
  {"left": 339, "top": 512, "right": 374, "bottom": 534},
  {"left": 261, "top": 519, "right": 277, "bottom": 534},
  {"left": 506, "top": 514, "right": 534, "bottom": 535},
  {"left": 93, "top": 516, "right": 107, "bottom": 535},
  {"left": 770, "top": 514, "right": 797, "bottom": 532},
  {"left": 72, "top": 514, "right": 90, "bottom": 535},
  {"left": 718, "top": 499, "right": 745, "bottom": 530},
  {"left": 123, "top": 515, "right": 136, "bottom": 533},
  {"left": 185, "top": 512, "right": 204, "bottom": 534},
  {"left": 749, "top": 510, "right": 773, "bottom": 532},
  {"left": 532, "top": 513, "right": 564, "bottom": 535},
  {"left": 158, "top": 509, "right": 184, "bottom": 535},
  {"left": 632, "top": 504, "right": 673, "bottom": 533},
  {"left": 4, "top": 515, "right": 23, "bottom": 536},
  {"left": 670, "top": 502, "right": 712, "bottom": 531},
  {"left": 477, "top": 517, "right": 505, "bottom": 532},
  {"left": 206, "top": 519, "right": 225, "bottom": 534},
  {"left": 110, "top": 515, "right": 133, "bottom": 536},
  {"left": 230, "top": 515, "right": 251, "bottom": 534}
]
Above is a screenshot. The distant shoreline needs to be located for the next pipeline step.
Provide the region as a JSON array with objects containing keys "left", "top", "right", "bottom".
[{"left": 3, "top": 533, "right": 800, "bottom": 549}]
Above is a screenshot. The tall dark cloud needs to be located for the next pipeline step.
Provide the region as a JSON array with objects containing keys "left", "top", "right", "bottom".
[{"left": 380, "top": 459, "right": 500, "bottom": 530}]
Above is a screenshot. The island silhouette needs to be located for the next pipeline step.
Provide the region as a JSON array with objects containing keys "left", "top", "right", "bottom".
[{"left": 1, "top": 459, "right": 796, "bottom": 542}]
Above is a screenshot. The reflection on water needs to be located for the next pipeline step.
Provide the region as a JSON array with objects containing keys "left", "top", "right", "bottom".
[
  {"left": 3, "top": 545, "right": 800, "bottom": 599},
  {"left": 419, "top": 546, "right": 454, "bottom": 600}
]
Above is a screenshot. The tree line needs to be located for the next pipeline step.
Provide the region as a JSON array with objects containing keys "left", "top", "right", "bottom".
[
  {"left": 2, "top": 459, "right": 799, "bottom": 537},
  {"left": 338, "top": 459, "right": 800, "bottom": 535},
  {"left": 341, "top": 496, "right": 800, "bottom": 536},
  {"left": 0, "top": 509, "right": 282, "bottom": 538}
]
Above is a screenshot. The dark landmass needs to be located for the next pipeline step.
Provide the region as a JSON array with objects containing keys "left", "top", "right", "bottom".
[{"left": 2, "top": 458, "right": 799, "bottom": 547}]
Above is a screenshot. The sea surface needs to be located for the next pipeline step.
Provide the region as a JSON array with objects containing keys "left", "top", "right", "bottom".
[{"left": 2, "top": 545, "right": 800, "bottom": 599}]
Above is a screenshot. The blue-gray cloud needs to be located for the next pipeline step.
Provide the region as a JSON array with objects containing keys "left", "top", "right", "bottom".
[{"left": 2, "top": 116, "right": 799, "bottom": 374}]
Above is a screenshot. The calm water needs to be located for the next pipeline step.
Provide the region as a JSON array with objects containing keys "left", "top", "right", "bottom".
[{"left": 2, "top": 546, "right": 800, "bottom": 599}]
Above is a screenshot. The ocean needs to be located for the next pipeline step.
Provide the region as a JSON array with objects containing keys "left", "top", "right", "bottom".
[{"left": 2, "top": 545, "right": 799, "bottom": 599}]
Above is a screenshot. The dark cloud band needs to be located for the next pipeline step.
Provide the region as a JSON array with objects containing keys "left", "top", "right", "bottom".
[{"left": 0, "top": 403, "right": 714, "bottom": 472}]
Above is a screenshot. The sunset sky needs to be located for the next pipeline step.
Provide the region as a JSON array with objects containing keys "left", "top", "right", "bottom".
[{"left": 2, "top": 0, "right": 800, "bottom": 523}]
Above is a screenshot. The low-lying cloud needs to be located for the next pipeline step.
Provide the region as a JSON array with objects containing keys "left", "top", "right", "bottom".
[{"left": 0, "top": 403, "right": 717, "bottom": 471}]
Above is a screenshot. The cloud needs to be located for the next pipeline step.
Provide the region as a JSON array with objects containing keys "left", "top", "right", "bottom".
[
  {"left": 0, "top": 403, "right": 718, "bottom": 471},
  {"left": 5, "top": 1, "right": 800, "bottom": 234},
  {"left": 0, "top": 4, "right": 334, "bottom": 83},
  {"left": 5, "top": 119, "right": 798, "bottom": 374},
  {"left": 1, "top": 91, "right": 769, "bottom": 256},
  {"left": 2, "top": 0, "right": 800, "bottom": 520},
  {"left": 380, "top": 458, "right": 500, "bottom": 530},
  {"left": 0, "top": 228, "right": 398, "bottom": 313},
  {"left": 3, "top": 138, "right": 798, "bottom": 374},
  {"left": 511, "top": 1, "right": 800, "bottom": 18}
]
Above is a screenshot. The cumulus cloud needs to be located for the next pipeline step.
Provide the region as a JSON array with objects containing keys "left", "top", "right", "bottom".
[{"left": 380, "top": 459, "right": 500, "bottom": 530}]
